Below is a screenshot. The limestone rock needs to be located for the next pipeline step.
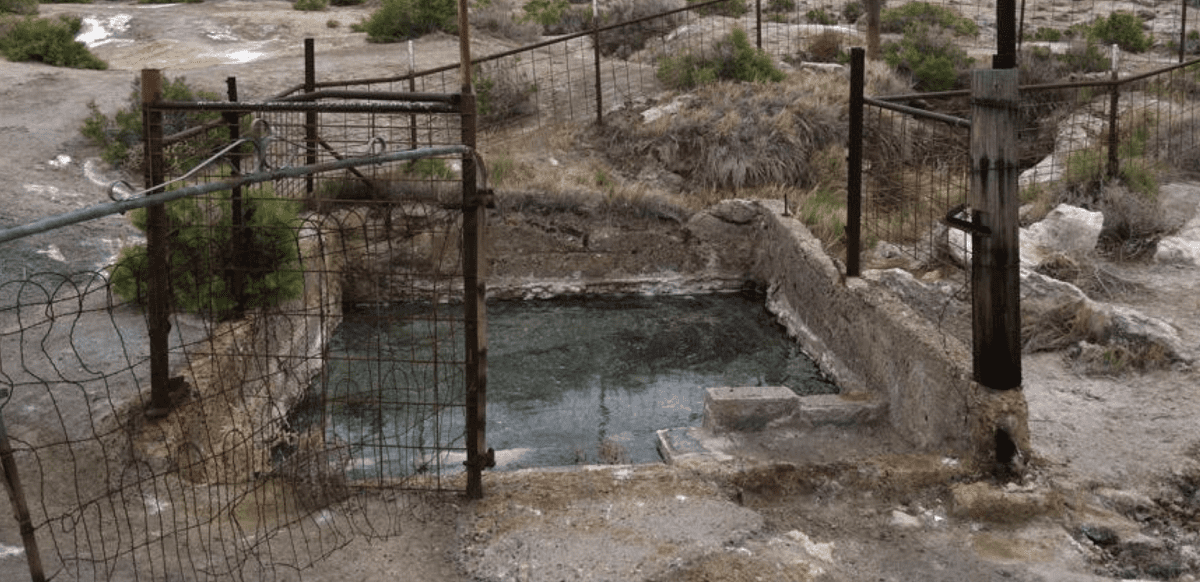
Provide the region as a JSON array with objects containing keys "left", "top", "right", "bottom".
[
  {"left": 1155, "top": 214, "right": 1200, "bottom": 266},
  {"left": 1020, "top": 204, "right": 1104, "bottom": 267}
]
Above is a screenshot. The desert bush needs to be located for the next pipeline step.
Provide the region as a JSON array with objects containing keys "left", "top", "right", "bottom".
[
  {"left": 601, "top": 71, "right": 842, "bottom": 190},
  {"left": 81, "top": 75, "right": 222, "bottom": 173},
  {"left": 522, "top": 0, "right": 570, "bottom": 28},
  {"left": 803, "top": 29, "right": 846, "bottom": 63},
  {"left": 1027, "top": 26, "right": 1064, "bottom": 42},
  {"left": 686, "top": 0, "right": 747, "bottom": 18},
  {"left": 657, "top": 27, "right": 784, "bottom": 90},
  {"left": 805, "top": 8, "right": 836, "bottom": 25},
  {"left": 330, "top": 0, "right": 364, "bottom": 4},
  {"left": 475, "top": 60, "right": 538, "bottom": 123},
  {"left": 294, "top": 0, "right": 328, "bottom": 11},
  {"left": 766, "top": 0, "right": 794, "bottom": 13},
  {"left": 841, "top": 1, "right": 864, "bottom": 23},
  {"left": 0, "top": 0, "right": 36, "bottom": 13},
  {"left": 0, "top": 15, "right": 108, "bottom": 69},
  {"left": 1085, "top": 12, "right": 1151, "bottom": 53},
  {"left": 595, "top": 0, "right": 685, "bottom": 59},
  {"left": 110, "top": 184, "right": 304, "bottom": 320},
  {"left": 883, "top": 23, "right": 973, "bottom": 91},
  {"left": 880, "top": 1, "right": 977, "bottom": 37},
  {"left": 357, "top": 0, "right": 458, "bottom": 43},
  {"left": 471, "top": 0, "right": 540, "bottom": 43}
]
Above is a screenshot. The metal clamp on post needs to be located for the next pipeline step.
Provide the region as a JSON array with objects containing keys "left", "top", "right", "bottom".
[{"left": 942, "top": 203, "right": 991, "bottom": 237}]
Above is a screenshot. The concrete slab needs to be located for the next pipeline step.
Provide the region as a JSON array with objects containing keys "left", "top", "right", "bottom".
[
  {"left": 703, "top": 386, "right": 799, "bottom": 432},
  {"left": 655, "top": 427, "right": 733, "bottom": 465},
  {"left": 790, "top": 393, "right": 886, "bottom": 428}
]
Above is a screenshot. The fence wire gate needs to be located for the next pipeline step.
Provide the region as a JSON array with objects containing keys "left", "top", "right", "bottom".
[{"left": 0, "top": 98, "right": 470, "bottom": 581}]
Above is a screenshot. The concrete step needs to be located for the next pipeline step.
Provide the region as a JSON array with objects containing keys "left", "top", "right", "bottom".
[{"left": 702, "top": 386, "right": 885, "bottom": 433}]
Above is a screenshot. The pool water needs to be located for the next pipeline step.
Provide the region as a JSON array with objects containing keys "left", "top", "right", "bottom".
[{"left": 290, "top": 293, "right": 837, "bottom": 477}]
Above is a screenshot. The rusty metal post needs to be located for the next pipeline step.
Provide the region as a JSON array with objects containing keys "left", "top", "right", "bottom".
[
  {"left": 225, "top": 77, "right": 246, "bottom": 317},
  {"left": 142, "top": 69, "right": 173, "bottom": 418},
  {"left": 1107, "top": 46, "right": 1121, "bottom": 180},
  {"left": 458, "top": 0, "right": 490, "bottom": 500},
  {"left": 847, "top": 48, "right": 865, "bottom": 278},
  {"left": 305, "top": 39, "right": 318, "bottom": 197},
  {"left": 0, "top": 402, "right": 46, "bottom": 582},
  {"left": 969, "top": 69, "right": 1022, "bottom": 390},
  {"left": 592, "top": 0, "right": 603, "bottom": 126},
  {"left": 408, "top": 40, "right": 419, "bottom": 150},
  {"left": 755, "top": 0, "right": 762, "bottom": 50},
  {"left": 1182, "top": 0, "right": 1189, "bottom": 64}
]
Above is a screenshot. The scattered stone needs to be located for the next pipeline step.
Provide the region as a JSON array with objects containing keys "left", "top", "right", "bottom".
[
  {"left": 949, "top": 482, "right": 1051, "bottom": 524},
  {"left": 890, "top": 509, "right": 923, "bottom": 529},
  {"left": 1080, "top": 524, "right": 1119, "bottom": 547}
]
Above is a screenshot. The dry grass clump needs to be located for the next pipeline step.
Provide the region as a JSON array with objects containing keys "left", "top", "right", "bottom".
[
  {"left": 597, "top": 0, "right": 686, "bottom": 59},
  {"left": 598, "top": 71, "right": 844, "bottom": 190},
  {"left": 1034, "top": 252, "right": 1144, "bottom": 300},
  {"left": 471, "top": 0, "right": 541, "bottom": 43},
  {"left": 801, "top": 29, "right": 847, "bottom": 63},
  {"left": 476, "top": 60, "right": 538, "bottom": 125}
]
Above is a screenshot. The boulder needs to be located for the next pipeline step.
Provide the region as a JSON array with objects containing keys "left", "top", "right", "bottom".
[{"left": 1020, "top": 204, "right": 1104, "bottom": 267}]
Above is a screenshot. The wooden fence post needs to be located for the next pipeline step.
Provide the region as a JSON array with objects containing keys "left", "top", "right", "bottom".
[
  {"left": 969, "top": 69, "right": 1022, "bottom": 391},
  {"left": 141, "top": 69, "right": 173, "bottom": 418}
]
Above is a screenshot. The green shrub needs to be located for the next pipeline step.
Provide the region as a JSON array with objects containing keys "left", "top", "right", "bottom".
[
  {"left": 358, "top": 0, "right": 458, "bottom": 43},
  {"left": 81, "top": 75, "right": 222, "bottom": 172},
  {"left": 880, "top": 1, "right": 977, "bottom": 37},
  {"left": 330, "top": 0, "right": 364, "bottom": 5},
  {"left": 0, "top": 16, "right": 108, "bottom": 69},
  {"left": 1086, "top": 12, "right": 1151, "bottom": 53},
  {"left": 883, "top": 23, "right": 973, "bottom": 91},
  {"left": 521, "top": 0, "right": 569, "bottom": 28},
  {"left": 0, "top": 0, "right": 37, "bottom": 14},
  {"left": 805, "top": 8, "right": 836, "bottom": 25},
  {"left": 686, "top": 0, "right": 747, "bottom": 18},
  {"left": 841, "top": 1, "right": 864, "bottom": 23},
  {"left": 766, "top": 0, "right": 794, "bottom": 13},
  {"left": 657, "top": 27, "right": 784, "bottom": 90},
  {"left": 110, "top": 186, "right": 304, "bottom": 320},
  {"left": 1028, "top": 26, "right": 1063, "bottom": 42},
  {"left": 294, "top": 0, "right": 328, "bottom": 11},
  {"left": 405, "top": 157, "right": 456, "bottom": 179}
]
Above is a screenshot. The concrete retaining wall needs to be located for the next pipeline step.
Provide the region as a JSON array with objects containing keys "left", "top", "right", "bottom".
[{"left": 745, "top": 199, "right": 1029, "bottom": 468}]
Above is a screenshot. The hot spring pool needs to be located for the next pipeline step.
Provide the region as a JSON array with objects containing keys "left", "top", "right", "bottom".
[{"left": 289, "top": 293, "right": 837, "bottom": 477}]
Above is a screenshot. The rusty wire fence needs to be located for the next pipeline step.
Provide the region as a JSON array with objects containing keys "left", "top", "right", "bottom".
[
  {"left": 852, "top": 52, "right": 1200, "bottom": 271},
  {"left": 0, "top": 67, "right": 486, "bottom": 581}
]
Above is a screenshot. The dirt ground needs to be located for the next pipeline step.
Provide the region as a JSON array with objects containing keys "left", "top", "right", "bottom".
[{"left": 1, "top": 2, "right": 1199, "bottom": 581}]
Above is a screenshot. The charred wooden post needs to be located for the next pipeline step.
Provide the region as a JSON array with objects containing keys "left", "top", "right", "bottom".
[{"left": 847, "top": 48, "right": 865, "bottom": 278}]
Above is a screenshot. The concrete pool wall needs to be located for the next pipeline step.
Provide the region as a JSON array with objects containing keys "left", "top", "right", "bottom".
[{"left": 149, "top": 197, "right": 1029, "bottom": 481}]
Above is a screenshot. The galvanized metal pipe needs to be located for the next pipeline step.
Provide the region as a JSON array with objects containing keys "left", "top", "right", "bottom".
[{"left": 0, "top": 146, "right": 471, "bottom": 246}]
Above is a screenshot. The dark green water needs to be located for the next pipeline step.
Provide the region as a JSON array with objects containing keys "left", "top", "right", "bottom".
[{"left": 292, "top": 294, "right": 837, "bottom": 477}]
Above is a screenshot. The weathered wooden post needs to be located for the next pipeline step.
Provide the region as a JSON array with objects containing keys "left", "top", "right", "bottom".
[
  {"left": 866, "top": 0, "right": 880, "bottom": 60},
  {"left": 142, "top": 69, "right": 173, "bottom": 418},
  {"left": 969, "top": 69, "right": 1021, "bottom": 391},
  {"left": 0, "top": 405, "right": 46, "bottom": 582}
]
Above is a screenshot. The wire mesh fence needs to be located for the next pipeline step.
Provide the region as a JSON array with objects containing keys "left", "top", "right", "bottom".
[{"left": 0, "top": 70, "right": 482, "bottom": 581}]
